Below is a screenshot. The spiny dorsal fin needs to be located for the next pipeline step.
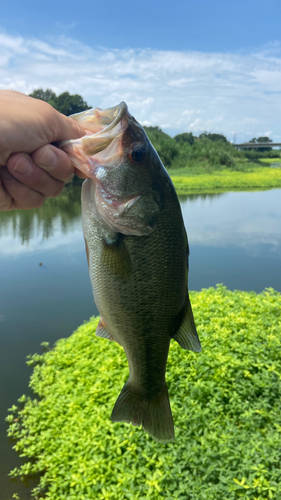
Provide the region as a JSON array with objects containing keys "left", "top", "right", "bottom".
[{"left": 173, "top": 296, "right": 201, "bottom": 352}]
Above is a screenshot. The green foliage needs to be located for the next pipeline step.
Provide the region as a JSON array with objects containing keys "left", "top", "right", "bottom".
[
  {"left": 240, "top": 149, "right": 280, "bottom": 160},
  {"left": 29, "top": 89, "right": 91, "bottom": 116},
  {"left": 247, "top": 137, "right": 273, "bottom": 152},
  {"left": 143, "top": 126, "right": 179, "bottom": 168},
  {"left": 249, "top": 137, "right": 273, "bottom": 144},
  {"left": 173, "top": 138, "right": 244, "bottom": 171},
  {"left": 171, "top": 167, "right": 281, "bottom": 194},
  {"left": 199, "top": 132, "right": 228, "bottom": 143},
  {"left": 29, "top": 89, "right": 57, "bottom": 102},
  {"left": 143, "top": 126, "right": 280, "bottom": 173},
  {"left": 257, "top": 137, "right": 272, "bottom": 143},
  {"left": 174, "top": 132, "right": 195, "bottom": 146},
  {"left": 7, "top": 286, "right": 281, "bottom": 499}
]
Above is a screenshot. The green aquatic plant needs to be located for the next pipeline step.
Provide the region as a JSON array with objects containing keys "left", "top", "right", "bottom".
[
  {"left": 7, "top": 286, "right": 281, "bottom": 499},
  {"left": 171, "top": 167, "right": 281, "bottom": 194}
]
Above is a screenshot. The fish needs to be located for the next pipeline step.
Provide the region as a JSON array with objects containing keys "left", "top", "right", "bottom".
[{"left": 59, "top": 102, "right": 201, "bottom": 442}]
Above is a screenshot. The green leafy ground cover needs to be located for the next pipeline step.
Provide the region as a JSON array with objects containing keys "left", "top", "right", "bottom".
[
  {"left": 171, "top": 168, "right": 281, "bottom": 195},
  {"left": 7, "top": 286, "right": 281, "bottom": 499}
]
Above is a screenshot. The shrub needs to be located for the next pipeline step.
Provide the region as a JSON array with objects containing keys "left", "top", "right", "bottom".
[
  {"left": 174, "top": 132, "right": 195, "bottom": 146},
  {"left": 143, "top": 126, "right": 179, "bottom": 168},
  {"left": 7, "top": 286, "right": 281, "bottom": 500}
]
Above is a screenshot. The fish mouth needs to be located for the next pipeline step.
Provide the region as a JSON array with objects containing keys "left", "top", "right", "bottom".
[
  {"left": 59, "top": 102, "right": 129, "bottom": 156},
  {"left": 70, "top": 101, "right": 128, "bottom": 135}
]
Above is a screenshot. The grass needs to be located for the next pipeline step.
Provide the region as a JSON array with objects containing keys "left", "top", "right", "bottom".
[
  {"left": 170, "top": 167, "right": 281, "bottom": 195},
  {"left": 6, "top": 286, "right": 281, "bottom": 500}
]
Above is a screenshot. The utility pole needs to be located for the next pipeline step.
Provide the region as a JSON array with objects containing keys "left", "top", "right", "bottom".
[{"left": 233, "top": 133, "right": 236, "bottom": 144}]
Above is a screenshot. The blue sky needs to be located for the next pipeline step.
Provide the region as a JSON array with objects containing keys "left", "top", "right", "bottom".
[
  {"left": 3, "top": 0, "right": 281, "bottom": 52},
  {"left": 1, "top": 0, "right": 281, "bottom": 141}
]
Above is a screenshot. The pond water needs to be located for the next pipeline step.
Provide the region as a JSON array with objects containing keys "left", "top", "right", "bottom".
[{"left": 1, "top": 186, "right": 281, "bottom": 498}]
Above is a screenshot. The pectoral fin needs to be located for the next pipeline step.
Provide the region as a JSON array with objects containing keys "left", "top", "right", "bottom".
[
  {"left": 96, "top": 317, "right": 114, "bottom": 341},
  {"left": 173, "top": 296, "right": 201, "bottom": 352},
  {"left": 101, "top": 235, "right": 132, "bottom": 276}
]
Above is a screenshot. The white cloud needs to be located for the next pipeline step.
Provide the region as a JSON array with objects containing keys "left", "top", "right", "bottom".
[{"left": 1, "top": 30, "right": 281, "bottom": 141}]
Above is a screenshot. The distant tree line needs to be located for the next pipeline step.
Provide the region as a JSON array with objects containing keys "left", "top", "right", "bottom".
[
  {"left": 248, "top": 136, "right": 273, "bottom": 152},
  {"left": 29, "top": 89, "right": 91, "bottom": 116},
  {"left": 29, "top": 89, "right": 280, "bottom": 170}
]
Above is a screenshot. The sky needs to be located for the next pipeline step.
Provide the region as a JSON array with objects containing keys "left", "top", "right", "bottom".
[{"left": 1, "top": 0, "right": 281, "bottom": 142}]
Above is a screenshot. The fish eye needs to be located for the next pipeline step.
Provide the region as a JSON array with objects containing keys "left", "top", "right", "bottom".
[{"left": 130, "top": 145, "right": 147, "bottom": 163}]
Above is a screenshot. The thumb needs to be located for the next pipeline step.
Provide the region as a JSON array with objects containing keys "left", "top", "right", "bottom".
[{"left": 51, "top": 109, "right": 88, "bottom": 143}]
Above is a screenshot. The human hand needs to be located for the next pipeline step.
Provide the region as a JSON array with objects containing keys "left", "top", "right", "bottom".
[{"left": 0, "top": 90, "right": 87, "bottom": 211}]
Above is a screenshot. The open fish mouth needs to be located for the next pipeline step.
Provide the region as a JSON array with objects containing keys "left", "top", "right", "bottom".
[
  {"left": 70, "top": 102, "right": 128, "bottom": 135},
  {"left": 59, "top": 102, "right": 129, "bottom": 157}
]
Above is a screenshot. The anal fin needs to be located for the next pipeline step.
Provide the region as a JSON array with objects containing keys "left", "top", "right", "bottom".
[
  {"left": 96, "top": 317, "right": 114, "bottom": 341},
  {"left": 173, "top": 296, "right": 201, "bottom": 352}
]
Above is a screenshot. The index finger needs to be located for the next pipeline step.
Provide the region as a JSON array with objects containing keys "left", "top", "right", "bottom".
[{"left": 31, "top": 144, "right": 75, "bottom": 182}]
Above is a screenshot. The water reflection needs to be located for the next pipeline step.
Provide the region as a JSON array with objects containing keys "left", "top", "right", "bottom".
[
  {"left": 0, "top": 185, "right": 81, "bottom": 243},
  {"left": 180, "top": 189, "right": 281, "bottom": 253},
  {"left": 178, "top": 192, "right": 225, "bottom": 203},
  {"left": 0, "top": 188, "right": 225, "bottom": 244}
]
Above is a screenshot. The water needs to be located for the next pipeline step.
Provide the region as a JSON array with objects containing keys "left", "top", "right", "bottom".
[{"left": 0, "top": 187, "right": 281, "bottom": 499}]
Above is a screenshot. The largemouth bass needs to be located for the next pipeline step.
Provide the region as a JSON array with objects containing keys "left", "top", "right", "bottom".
[{"left": 60, "top": 102, "right": 201, "bottom": 442}]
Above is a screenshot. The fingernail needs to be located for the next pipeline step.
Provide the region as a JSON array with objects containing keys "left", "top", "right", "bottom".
[
  {"left": 14, "top": 157, "right": 33, "bottom": 175},
  {"left": 38, "top": 148, "right": 58, "bottom": 168}
]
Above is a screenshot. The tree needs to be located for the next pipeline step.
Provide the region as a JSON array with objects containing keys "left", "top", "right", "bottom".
[
  {"left": 143, "top": 126, "right": 179, "bottom": 168},
  {"left": 174, "top": 132, "right": 195, "bottom": 146},
  {"left": 257, "top": 137, "right": 272, "bottom": 143},
  {"left": 29, "top": 89, "right": 91, "bottom": 116},
  {"left": 248, "top": 136, "right": 272, "bottom": 152},
  {"left": 199, "top": 132, "right": 228, "bottom": 143},
  {"left": 29, "top": 88, "right": 56, "bottom": 102}
]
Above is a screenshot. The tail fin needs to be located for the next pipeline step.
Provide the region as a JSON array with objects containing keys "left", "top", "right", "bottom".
[{"left": 111, "top": 382, "right": 174, "bottom": 443}]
